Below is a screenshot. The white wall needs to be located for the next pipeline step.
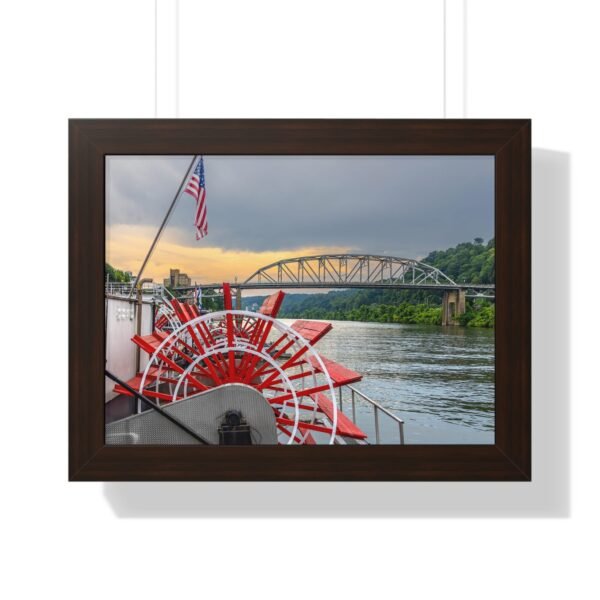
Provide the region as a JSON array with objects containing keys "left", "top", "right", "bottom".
[
  {"left": 105, "top": 297, "right": 153, "bottom": 401},
  {"left": 2, "top": 1, "right": 597, "bottom": 599}
]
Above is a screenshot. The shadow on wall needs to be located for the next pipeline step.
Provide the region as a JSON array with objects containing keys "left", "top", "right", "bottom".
[{"left": 103, "top": 149, "right": 571, "bottom": 518}]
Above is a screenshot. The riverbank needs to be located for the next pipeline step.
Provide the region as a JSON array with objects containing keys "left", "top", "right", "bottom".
[{"left": 281, "top": 301, "right": 495, "bottom": 328}]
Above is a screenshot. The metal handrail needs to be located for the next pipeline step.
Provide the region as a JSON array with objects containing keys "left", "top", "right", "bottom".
[
  {"left": 339, "top": 384, "right": 405, "bottom": 444},
  {"left": 105, "top": 282, "right": 169, "bottom": 298}
]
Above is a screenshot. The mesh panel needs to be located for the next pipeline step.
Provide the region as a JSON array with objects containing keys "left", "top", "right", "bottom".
[{"left": 106, "top": 383, "right": 278, "bottom": 445}]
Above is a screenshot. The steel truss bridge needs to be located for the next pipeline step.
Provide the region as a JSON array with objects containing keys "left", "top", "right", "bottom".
[{"left": 176, "top": 254, "right": 495, "bottom": 299}]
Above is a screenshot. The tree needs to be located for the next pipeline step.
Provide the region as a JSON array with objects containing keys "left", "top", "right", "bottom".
[
  {"left": 422, "top": 238, "right": 494, "bottom": 284},
  {"left": 105, "top": 263, "right": 131, "bottom": 283}
]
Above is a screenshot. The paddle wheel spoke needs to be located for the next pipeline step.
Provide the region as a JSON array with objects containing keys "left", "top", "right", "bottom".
[
  {"left": 174, "top": 317, "right": 229, "bottom": 383},
  {"left": 262, "top": 370, "right": 314, "bottom": 385},
  {"left": 219, "top": 283, "right": 236, "bottom": 381},
  {"left": 268, "top": 382, "right": 335, "bottom": 405},
  {"left": 251, "top": 338, "right": 299, "bottom": 381},
  {"left": 258, "top": 360, "right": 306, "bottom": 377},
  {"left": 141, "top": 388, "right": 187, "bottom": 402},
  {"left": 132, "top": 336, "right": 209, "bottom": 393},
  {"left": 257, "top": 345, "right": 311, "bottom": 390},
  {"left": 184, "top": 332, "right": 225, "bottom": 384},
  {"left": 276, "top": 417, "right": 335, "bottom": 436},
  {"left": 240, "top": 318, "right": 277, "bottom": 383},
  {"left": 276, "top": 423, "right": 305, "bottom": 444},
  {"left": 270, "top": 338, "right": 296, "bottom": 361},
  {"left": 270, "top": 402, "right": 317, "bottom": 412}
]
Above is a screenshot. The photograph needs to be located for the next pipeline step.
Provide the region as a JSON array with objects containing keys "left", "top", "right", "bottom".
[
  {"left": 105, "top": 154, "right": 495, "bottom": 445},
  {"left": 9, "top": 0, "right": 591, "bottom": 597}
]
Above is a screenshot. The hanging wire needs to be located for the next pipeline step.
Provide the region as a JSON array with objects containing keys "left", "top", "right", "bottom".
[
  {"left": 463, "top": 0, "right": 468, "bottom": 118},
  {"left": 153, "top": 0, "right": 180, "bottom": 117},
  {"left": 154, "top": 0, "right": 158, "bottom": 118},
  {"left": 443, "top": 0, "right": 447, "bottom": 118},
  {"left": 175, "top": 0, "right": 180, "bottom": 117}
]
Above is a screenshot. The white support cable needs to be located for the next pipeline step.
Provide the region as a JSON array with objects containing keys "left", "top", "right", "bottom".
[
  {"left": 175, "top": 0, "right": 180, "bottom": 117},
  {"left": 443, "top": 0, "right": 467, "bottom": 118},
  {"left": 155, "top": 0, "right": 159, "bottom": 116},
  {"left": 443, "top": 0, "right": 446, "bottom": 118},
  {"left": 155, "top": 0, "right": 179, "bottom": 118}
]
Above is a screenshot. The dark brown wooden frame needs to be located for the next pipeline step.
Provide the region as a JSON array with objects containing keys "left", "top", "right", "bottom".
[{"left": 69, "top": 119, "right": 530, "bottom": 481}]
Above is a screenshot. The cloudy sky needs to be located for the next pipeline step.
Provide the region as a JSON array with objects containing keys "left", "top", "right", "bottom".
[{"left": 106, "top": 155, "right": 494, "bottom": 284}]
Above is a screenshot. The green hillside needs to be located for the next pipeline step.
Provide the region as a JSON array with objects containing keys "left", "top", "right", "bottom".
[{"left": 422, "top": 237, "right": 495, "bottom": 284}]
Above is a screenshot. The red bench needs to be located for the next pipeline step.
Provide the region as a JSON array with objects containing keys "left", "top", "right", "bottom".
[
  {"left": 306, "top": 355, "right": 363, "bottom": 386},
  {"left": 258, "top": 291, "right": 286, "bottom": 317},
  {"left": 290, "top": 320, "right": 332, "bottom": 345},
  {"left": 131, "top": 330, "right": 169, "bottom": 354},
  {"left": 113, "top": 365, "right": 162, "bottom": 396}
]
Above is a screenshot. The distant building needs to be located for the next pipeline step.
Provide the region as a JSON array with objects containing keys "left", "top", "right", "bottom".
[{"left": 164, "top": 268, "right": 191, "bottom": 288}]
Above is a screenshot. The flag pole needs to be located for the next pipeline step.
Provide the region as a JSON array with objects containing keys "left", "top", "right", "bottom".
[{"left": 129, "top": 155, "right": 199, "bottom": 297}]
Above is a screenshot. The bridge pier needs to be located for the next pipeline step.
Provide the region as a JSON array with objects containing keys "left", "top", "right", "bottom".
[{"left": 442, "top": 289, "right": 466, "bottom": 326}]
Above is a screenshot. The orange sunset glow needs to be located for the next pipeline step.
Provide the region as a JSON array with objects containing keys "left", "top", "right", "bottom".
[{"left": 106, "top": 224, "right": 349, "bottom": 284}]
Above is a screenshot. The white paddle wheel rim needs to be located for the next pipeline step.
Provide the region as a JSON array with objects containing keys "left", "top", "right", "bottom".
[
  {"left": 155, "top": 301, "right": 181, "bottom": 330},
  {"left": 139, "top": 310, "right": 338, "bottom": 445}
]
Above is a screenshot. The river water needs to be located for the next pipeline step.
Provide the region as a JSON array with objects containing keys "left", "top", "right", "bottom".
[{"left": 281, "top": 319, "right": 495, "bottom": 444}]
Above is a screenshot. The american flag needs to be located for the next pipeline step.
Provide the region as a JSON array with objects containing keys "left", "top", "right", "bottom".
[{"left": 184, "top": 156, "right": 207, "bottom": 240}]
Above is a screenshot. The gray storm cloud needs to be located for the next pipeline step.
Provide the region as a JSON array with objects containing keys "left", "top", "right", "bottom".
[{"left": 106, "top": 155, "right": 494, "bottom": 259}]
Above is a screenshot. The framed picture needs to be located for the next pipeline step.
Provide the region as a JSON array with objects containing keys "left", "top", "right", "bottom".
[{"left": 69, "top": 119, "right": 530, "bottom": 481}]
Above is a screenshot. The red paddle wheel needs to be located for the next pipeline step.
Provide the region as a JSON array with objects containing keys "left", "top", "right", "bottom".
[{"left": 113, "top": 283, "right": 367, "bottom": 444}]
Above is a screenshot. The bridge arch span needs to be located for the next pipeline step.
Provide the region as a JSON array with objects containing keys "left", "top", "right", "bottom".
[{"left": 243, "top": 254, "right": 457, "bottom": 289}]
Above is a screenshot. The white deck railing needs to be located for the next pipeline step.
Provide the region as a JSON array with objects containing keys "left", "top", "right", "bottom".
[
  {"left": 105, "top": 282, "right": 173, "bottom": 299},
  {"left": 338, "top": 385, "right": 405, "bottom": 444}
]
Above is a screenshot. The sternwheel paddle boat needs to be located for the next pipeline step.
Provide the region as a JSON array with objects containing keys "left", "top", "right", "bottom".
[{"left": 106, "top": 283, "right": 405, "bottom": 445}]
